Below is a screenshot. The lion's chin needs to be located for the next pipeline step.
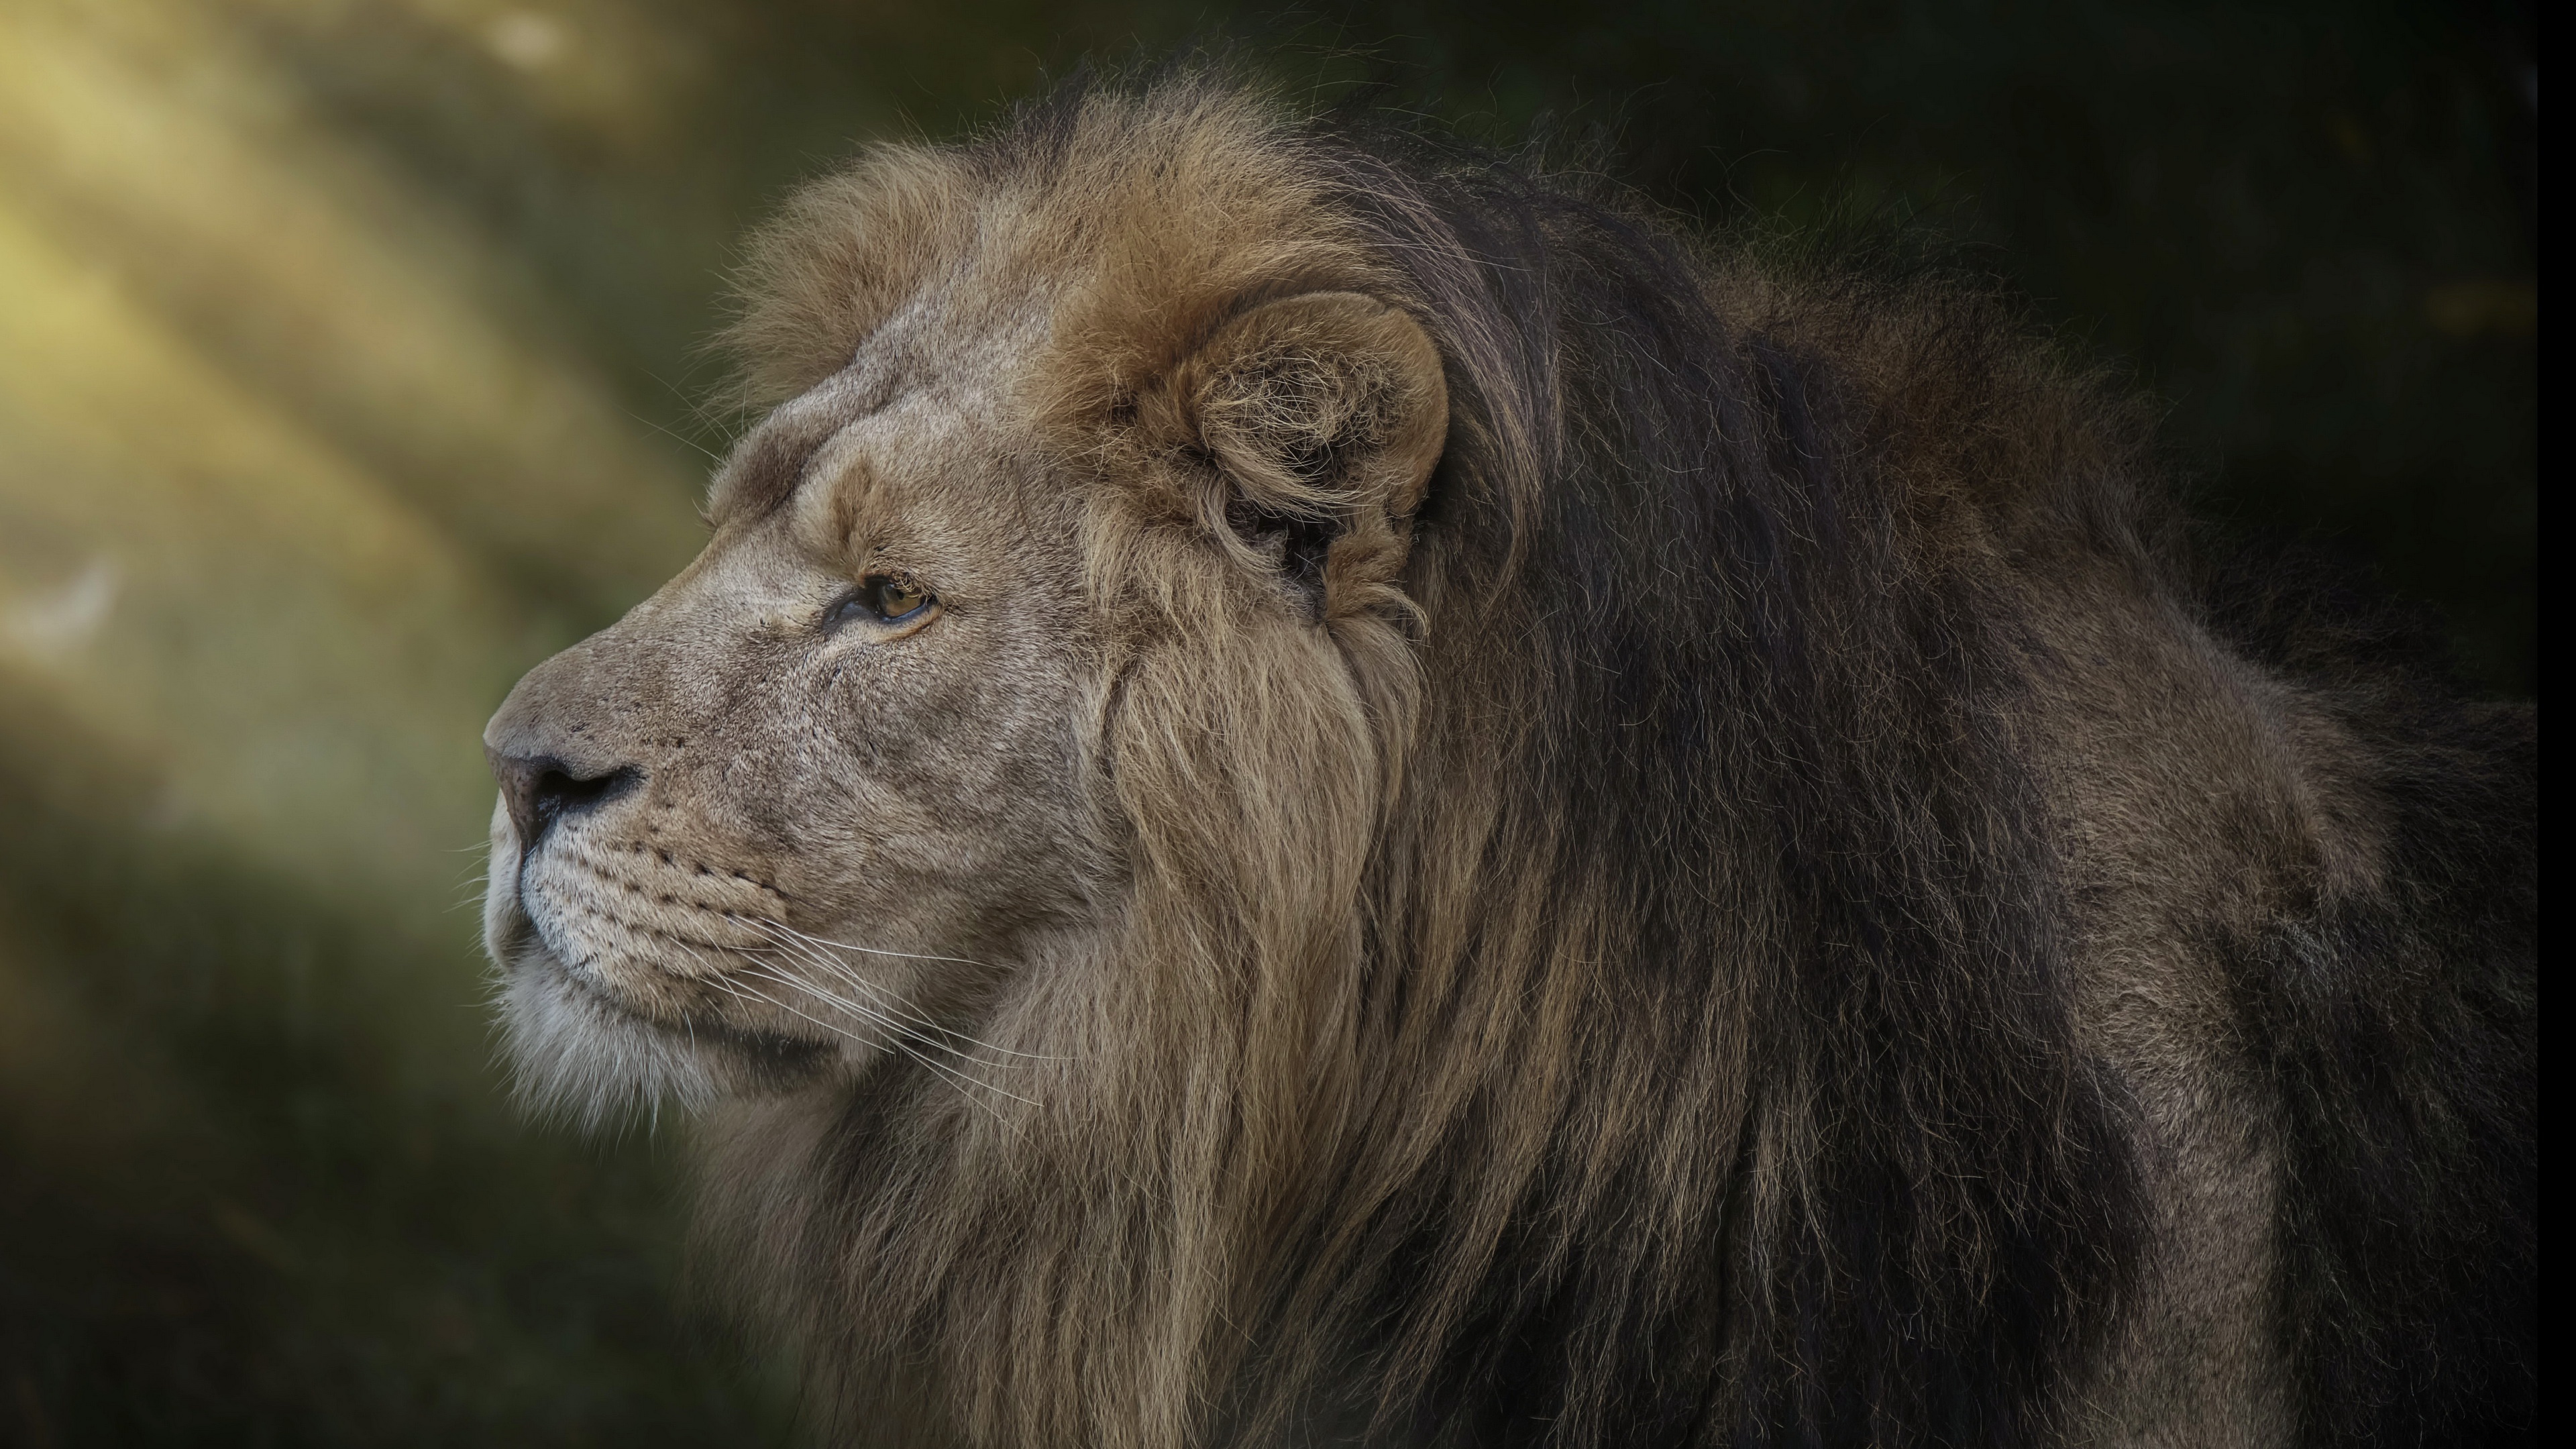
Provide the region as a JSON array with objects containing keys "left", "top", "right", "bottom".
[{"left": 494, "top": 945, "right": 835, "bottom": 1130}]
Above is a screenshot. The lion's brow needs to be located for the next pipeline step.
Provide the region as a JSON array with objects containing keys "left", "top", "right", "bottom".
[{"left": 704, "top": 408, "right": 846, "bottom": 524}]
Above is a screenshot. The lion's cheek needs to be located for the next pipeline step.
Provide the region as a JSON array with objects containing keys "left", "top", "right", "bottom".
[{"left": 704, "top": 661, "right": 1098, "bottom": 949}]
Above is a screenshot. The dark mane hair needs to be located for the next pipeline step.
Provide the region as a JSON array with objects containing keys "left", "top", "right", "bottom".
[
  {"left": 1279, "top": 107, "right": 2158, "bottom": 1443},
  {"left": 704, "top": 68, "right": 2535, "bottom": 1447}
]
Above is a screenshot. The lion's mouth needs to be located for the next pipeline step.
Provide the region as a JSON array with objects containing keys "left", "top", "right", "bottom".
[
  {"left": 494, "top": 860, "right": 841, "bottom": 1082},
  {"left": 497, "top": 837, "right": 782, "bottom": 1034},
  {"left": 551, "top": 944, "right": 834, "bottom": 1067},
  {"left": 490, "top": 832, "right": 919, "bottom": 1108}
]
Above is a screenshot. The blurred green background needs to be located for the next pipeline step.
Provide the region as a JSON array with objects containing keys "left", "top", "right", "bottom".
[{"left": 0, "top": 1, "right": 2534, "bottom": 1442}]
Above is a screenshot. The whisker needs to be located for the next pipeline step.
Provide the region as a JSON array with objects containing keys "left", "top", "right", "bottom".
[
  {"left": 738, "top": 957, "right": 927, "bottom": 1053},
  {"left": 762, "top": 918, "right": 1007, "bottom": 974},
  {"left": 701, "top": 969, "right": 859, "bottom": 1046},
  {"left": 744, "top": 918, "right": 1069, "bottom": 1063},
  {"left": 735, "top": 962, "right": 1042, "bottom": 1110},
  {"left": 724, "top": 932, "right": 942, "bottom": 1041},
  {"left": 746, "top": 922, "right": 973, "bottom": 1042},
  {"left": 625, "top": 407, "right": 727, "bottom": 465},
  {"left": 702, "top": 958, "right": 1036, "bottom": 1118},
  {"left": 690, "top": 938, "right": 1040, "bottom": 1103}
]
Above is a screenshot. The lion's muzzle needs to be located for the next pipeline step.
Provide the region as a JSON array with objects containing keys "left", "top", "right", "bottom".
[{"left": 486, "top": 749, "right": 642, "bottom": 862}]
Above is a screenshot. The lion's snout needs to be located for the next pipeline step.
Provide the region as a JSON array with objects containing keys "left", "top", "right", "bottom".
[
  {"left": 480, "top": 602, "right": 690, "bottom": 867},
  {"left": 488, "top": 750, "right": 642, "bottom": 858}
]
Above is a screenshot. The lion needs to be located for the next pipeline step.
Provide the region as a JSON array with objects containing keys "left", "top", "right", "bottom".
[{"left": 479, "top": 72, "right": 2536, "bottom": 1448}]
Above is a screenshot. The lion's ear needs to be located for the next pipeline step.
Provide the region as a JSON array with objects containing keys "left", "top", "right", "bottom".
[{"left": 1152, "top": 292, "right": 1448, "bottom": 605}]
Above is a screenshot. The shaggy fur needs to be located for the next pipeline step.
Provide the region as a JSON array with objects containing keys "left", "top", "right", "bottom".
[{"left": 480, "top": 72, "right": 2536, "bottom": 1448}]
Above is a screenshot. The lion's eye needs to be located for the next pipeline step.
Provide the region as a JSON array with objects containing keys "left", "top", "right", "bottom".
[
  {"left": 829, "top": 575, "right": 935, "bottom": 631},
  {"left": 871, "top": 578, "right": 929, "bottom": 619}
]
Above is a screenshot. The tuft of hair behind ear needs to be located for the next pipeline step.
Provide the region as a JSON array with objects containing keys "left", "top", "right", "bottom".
[{"left": 1150, "top": 292, "right": 1448, "bottom": 609}]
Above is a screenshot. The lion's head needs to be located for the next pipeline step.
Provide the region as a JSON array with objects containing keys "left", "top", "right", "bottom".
[
  {"left": 484, "top": 94, "right": 1448, "bottom": 1116},
  {"left": 480, "top": 70, "right": 2533, "bottom": 1449}
]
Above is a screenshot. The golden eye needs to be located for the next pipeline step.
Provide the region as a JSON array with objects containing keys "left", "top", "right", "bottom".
[
  {"left": 828, "top": 574, "right": 935, "bottom": 631},
  {"left": 871, "top": 577, "right": 928, "bottom": 620}
]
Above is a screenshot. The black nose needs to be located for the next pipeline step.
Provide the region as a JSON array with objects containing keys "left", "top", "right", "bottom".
[{"left": 488, "top": 751, "right": 641, "bottom": 853}]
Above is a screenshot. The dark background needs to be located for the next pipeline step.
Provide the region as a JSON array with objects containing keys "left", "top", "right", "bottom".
[{"left": 0, "top": 1, "right": 2534, "bottom": 1442}]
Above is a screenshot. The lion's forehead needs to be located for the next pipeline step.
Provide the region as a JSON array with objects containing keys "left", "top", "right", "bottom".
[{"left": 777, "top": 303, "right": 1059, "bottom": 525}]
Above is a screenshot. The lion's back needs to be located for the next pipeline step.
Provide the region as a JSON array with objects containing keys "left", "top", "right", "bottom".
[{"left": 2025, "top": 548, "right": 2536, "bottom": 1442}]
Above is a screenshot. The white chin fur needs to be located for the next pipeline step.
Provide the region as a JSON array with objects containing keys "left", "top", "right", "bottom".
[{"left": 493, "top": 951, "right": 724, "bottom": 1132}]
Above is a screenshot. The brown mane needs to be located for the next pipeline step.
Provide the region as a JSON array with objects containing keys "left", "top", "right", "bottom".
[{"left": 690, "top": 70, "right": 2536, "bottom": 1448}]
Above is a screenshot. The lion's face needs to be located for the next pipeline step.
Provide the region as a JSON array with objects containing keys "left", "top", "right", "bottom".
[
  {"left": 483, "top": 317, "right": 1112, "bottom": 1114},
  {"left": 482, "top": 119, "right": 1448, "bottom": 1130}
]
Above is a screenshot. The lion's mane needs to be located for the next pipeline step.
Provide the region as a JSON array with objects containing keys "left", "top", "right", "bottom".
[{"left": 696, "top": 72, "right": 2535, "bottom": 1448}]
